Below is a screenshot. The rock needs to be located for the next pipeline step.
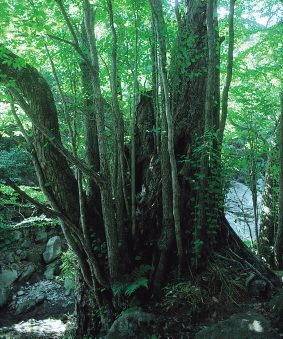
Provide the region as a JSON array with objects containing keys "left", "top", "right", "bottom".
[
  {"left": 6, "top": 252, "right": 17, "bottom": 263},
  {"left": 43, "top": 236, "right": 62, "bottom": 264},
  {"left": 64, "top": 277, "right": 75, "bottom": 295},
  {"left": 16, "top": 249, "right": 28, "bottom": 260},
  {"left": 249, "top": 279, "right": 269, "bottom": 298},
  {"left": 35, "top": 228, "right": 48, "bottom": 243},
  {"left": 19, "top": 263, "right": 36, "bottom": 282},
  {"left": 269, "top": 290, "right": 283, "bottom": 330},
  {"left": 195, "top": 311, "right": 280, "bottom": 339},
  {"left": 0, "top": 286, "right": 10, "bottom": 308},
  {"left": 27, "top": 247, "right": 43, "bottom": 264},
  {"left": 21, "top": 239, "right": 31, "bottom": 249},
  {"left": 17, "top": 290, "right": 25, "bottom": 296},
  {"left": 15, "top": 292, "right": 46, "bottom": 315},
  {"left": 13, "top": 230, "right": 22, "bottom": 241},
  {"left": 0, "top": 269, "right": 18, "bottom": 287},
  {"left": 44, "top": 260, "right": 60, "bottom": 280},
  {"left": 245, "top": 273, "right": 269, "bottom": 298},
  {"left": 106, "top": 308, "right": 156, "bottom": 338}
]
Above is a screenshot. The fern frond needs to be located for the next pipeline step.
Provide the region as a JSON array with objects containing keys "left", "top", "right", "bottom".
[
  {"left": 125, "top": 277, "right": 149, "bottom": 296},
  {"left": 113, "top": 281, "right": 128, "bottom": 296}
]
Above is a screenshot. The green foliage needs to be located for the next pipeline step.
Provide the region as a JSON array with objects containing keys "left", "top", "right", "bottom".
[
  {"left": 113, "top": 265, "right": 151, "bottom": 297},
  {"left": 14, "top": 215, "right": 59, "bottom": 228},
  {"left": 187, "top": 131, "right": 224, "bottom": 264},
  {"left": 161, "top": 281, "right": 203, "bottom": 314},
  {"left": 0, "top": 184, "right": 18, "bottom": 205},
  {"left": 0, "top": 139, "right": 35, "bottom": 184},
  {"left": 207, "top": 261, "right": 246, "bottom": 304},
  {"left": 60, "top": 249, "right": 79, "bottom": 282},
  {"left": 0, "top": 184, "right": 46, "bottom": 206}
]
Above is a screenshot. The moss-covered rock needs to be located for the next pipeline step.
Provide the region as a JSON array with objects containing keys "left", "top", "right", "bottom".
[{"left": 195, "top": 311, "right": 280, "bottom": 339}]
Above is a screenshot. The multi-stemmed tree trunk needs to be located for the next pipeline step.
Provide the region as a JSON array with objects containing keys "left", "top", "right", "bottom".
[{"left": 0, "top": 0, "right": 279, "bottom": 336}]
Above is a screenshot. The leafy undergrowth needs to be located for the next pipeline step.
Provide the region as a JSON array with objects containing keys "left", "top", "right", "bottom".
[{"left": 144, "top": 253, "right": 282, "bottom": 338}]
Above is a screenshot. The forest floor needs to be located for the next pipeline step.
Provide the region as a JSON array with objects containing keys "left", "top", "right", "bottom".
[
  {"left": 0, "top": 192, "right": 282, "bottom": 338},
  {"left": 0, "top": 291, "right": 281, "bottom": 338},
  {"left": 143, "top": 264, "right": 283, "bottom": 338},
  {"left": 0, "top": 275, "right": 282, "bottom": 338}
]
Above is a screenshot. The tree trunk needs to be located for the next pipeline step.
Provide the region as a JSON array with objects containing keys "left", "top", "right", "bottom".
[
  {"left": 150, "top": 0, "right": 183, "bottom": 275},
  {"left": 259, "top": 122, "right": 279, "bottom": 267},
  {"left": 1, "top": 1, "right": 281, "bottom": 336},
  {"left": 219, "top": 0, "right": 236, "bottom": 145},
  {"left": 274, "top": 92, "right": 283, "bottom": 268}
]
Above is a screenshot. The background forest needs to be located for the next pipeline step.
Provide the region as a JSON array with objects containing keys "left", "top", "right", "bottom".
[{"left": 0, "top": 0, "right": 283, "bottom": 337}]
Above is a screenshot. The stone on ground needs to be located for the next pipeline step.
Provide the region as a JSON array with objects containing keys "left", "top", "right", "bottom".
[
  {"left": 106, "top": 308, "right": 156, "bottom": 338},
  {"left": 43, "top": 236, "right": 62, "bottom": 264},
  {"left": 19, "top": 263, "right": 36, "bottom": 282},
  {"left": 0, "top": 269, "right": 18, "bottom": 287},
  {"left": 15, "top": 292, "right": 46, "bottom": 315},
  {"left": 195, "top": 311, "right": 280, "bottom": 339},
  {"left": 0, "top": 287, "right": 10, "bottom": 308},
  {"left": 44, "top": 260, "right": 60, "bottom": 280}
]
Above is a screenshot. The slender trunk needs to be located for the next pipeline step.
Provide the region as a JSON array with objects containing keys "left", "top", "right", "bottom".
[
  {"left": 106, "top": 0, "right": 129, "bottom": 255},
  {"left": 45, "top": 45, "right": 77, "bottom": 155},
  {"left": 219, "top": 0, "right": 236, "bottom": 145},
  {"left": 274, "top": 92, "right": 283, "bottom": 268},
  {"left": 197, "top": 0, "right": 219, "bottom": 265},
  {"left": 131, "top": 9, "right": 139, "bottom": 238},
  {"left": 150, "top": 0, "right": 183, "bottom": 275},
  {"left": 83, "top": 0, "right": 120, "bottom": 281},
  {"left": 259, "top": 121, "right": 280, "bottom": 266}
]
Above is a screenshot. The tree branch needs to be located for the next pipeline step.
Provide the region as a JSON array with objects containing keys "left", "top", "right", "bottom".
[
  {"left": 9, "top": 88, "right": 105, "bottom": 188},
  {"left": 0, "top": 174, "right": 61, "bottom": 219}
]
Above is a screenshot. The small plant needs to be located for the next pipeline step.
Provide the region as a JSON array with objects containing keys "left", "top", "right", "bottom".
[
  {"left": 207, "top": 261, "right": 246, "bottom": 304},
  {"left": 161, "top": 281, "right": 203, "bottom": 314},
  {"left": 112, "top": 265, "right": 151, "bottom": 297},
  {"left": 60, "top": 249, "right": 79, "bottom": 282}
]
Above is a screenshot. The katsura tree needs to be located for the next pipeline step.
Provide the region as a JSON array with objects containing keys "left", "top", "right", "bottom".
[{"left": 0, "top": 0, "right": 279, "bottom": 336}]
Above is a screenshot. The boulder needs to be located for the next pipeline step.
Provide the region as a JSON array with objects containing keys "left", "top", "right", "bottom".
[
  {"left": 13, "top": 230, "right": 22, "bottom": 241},
  {"left": 21, "top": 239, "right": 31, "bottom": 249},
  {"left": 15, "top": 292, "right": 46, "bottom": 315},
  {"left": 16, "top": 249, "right": 28, "bottom": 261},
  {"left": 0, "top": 269, "right": 18, "bottom": 287},
  {"left": 6, "top": 252, "right": 17, "bottom": 263},
  {"left": 195, "top": 311, "right": 280, "bottom": 339},
  {"left": 245, "top": 273, "right": 269, "bottom": 298},
  {"left": 27, "top": 247, "right": 43, "bottom": 264},
  {"left": 106, "top": 308, "right": 156, "bottom": 338},
  {"left": 43, "top": 236, "right": 62, "bottom": 264},
  {"left": 44, "top": 260, "right": 60, "bottom": 280},
  {"left": 35, "top": 228, "right": 48, "bottom": 243},
  {"left": 269, "top": 290, "right": 283, "bottom": 330},
  {"left": 0, "top": 286, "right": 10, "bottom": 308},
  {"left": 64, "top": 277, "right": 75, "bottom": 295},
  {"left": 19, "top": 263, "right": 36, "bottom": 282}
]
